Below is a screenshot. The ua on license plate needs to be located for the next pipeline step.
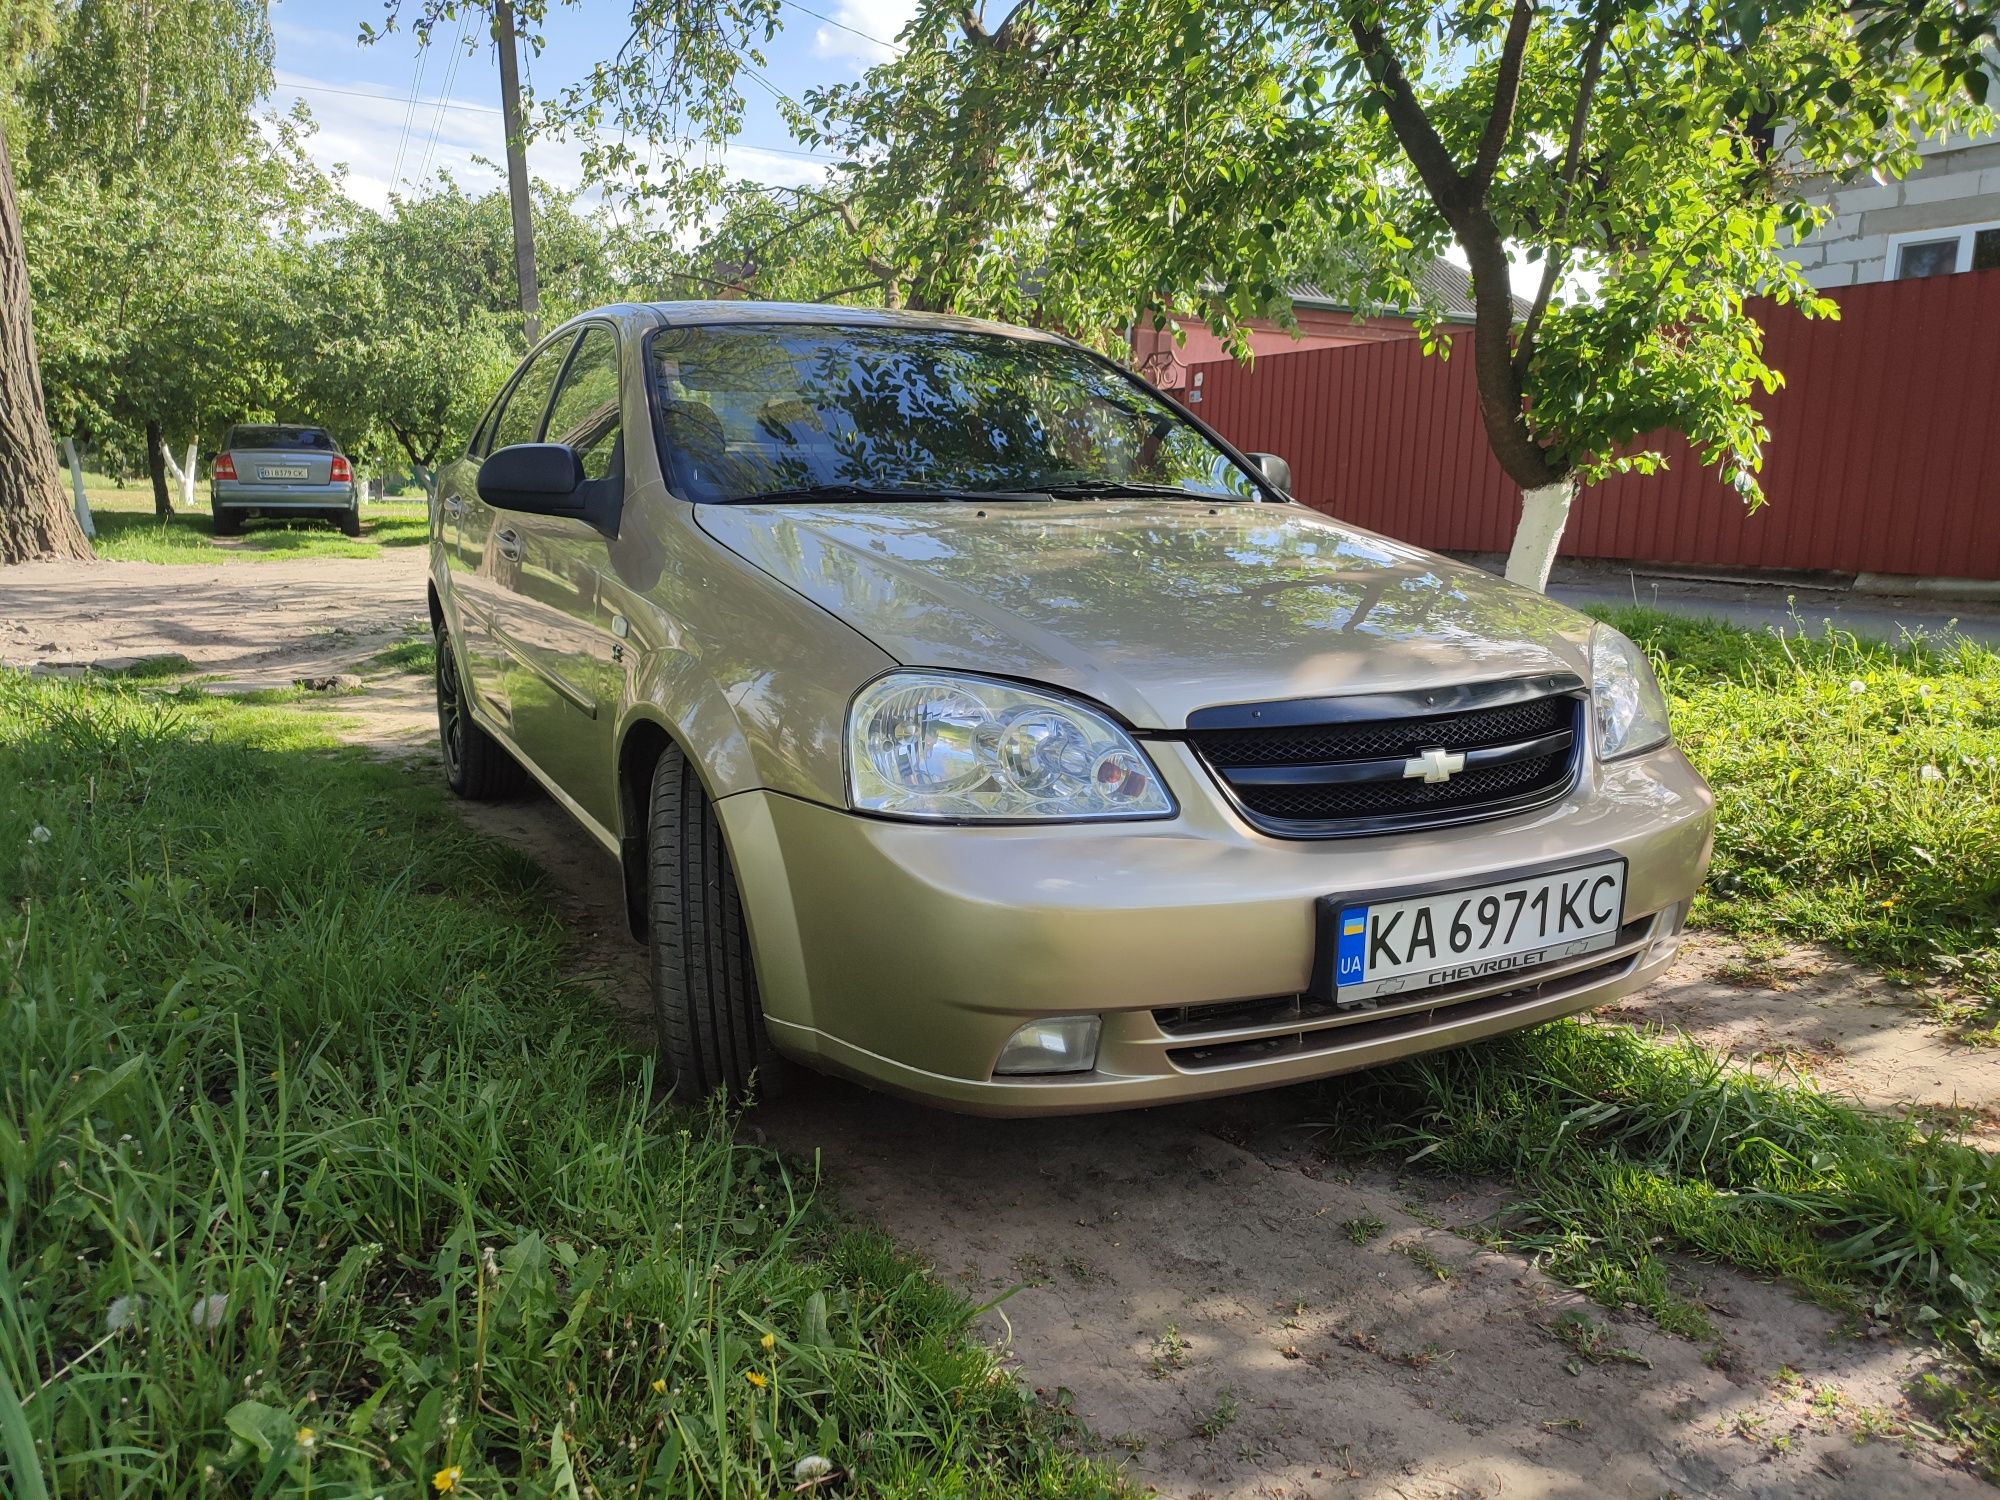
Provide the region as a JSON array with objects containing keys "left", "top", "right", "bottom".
[
  {"left": 258, "top": 465, "right": 309, "bottom": 480},
  {"left": 1322, "top": 858, "right": 1626, "bottom": 1005}
]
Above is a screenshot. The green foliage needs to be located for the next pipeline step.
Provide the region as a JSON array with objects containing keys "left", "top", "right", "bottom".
[
  {"left": 0, "top": 674, "right": 1123, "bottom": 1497},
  {"left": 1598, "top": 608, "right": 2000, "bottom": 1007},
  {"left": 779, "top": 0, "right": 1987, "bottom": 495}
]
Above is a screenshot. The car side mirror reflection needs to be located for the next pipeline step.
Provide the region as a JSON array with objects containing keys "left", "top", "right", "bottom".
[
  {"left": 478, "top": 443, "right": 585, "bottom": 513},
  {"left": 1248, "top": 451, "right": 1292, "bottom": 495}
]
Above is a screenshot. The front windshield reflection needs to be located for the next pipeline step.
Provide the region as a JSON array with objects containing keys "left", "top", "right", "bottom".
[{"left": 650, "top": 323, "right": 1262, "bottom": 504}]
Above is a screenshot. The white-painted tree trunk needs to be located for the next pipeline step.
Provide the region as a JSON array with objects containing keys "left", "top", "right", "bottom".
[
  {"left": 161, "top": 439, "right": 199, "bottom": 511},
  {"left": 1503, "top": 479, "right": 1578, "bottom": 593},
  {"left": 62, "top": 437, "right": 94, "bottom": 538}
]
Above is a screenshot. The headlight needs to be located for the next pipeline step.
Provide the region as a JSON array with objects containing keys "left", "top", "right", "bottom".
[
  {"left": 847, "top": 672, "right": 1175, "bottom": 821},
  {"left": 1590, "top": 625, "right": 1672, "bottom": 760}
]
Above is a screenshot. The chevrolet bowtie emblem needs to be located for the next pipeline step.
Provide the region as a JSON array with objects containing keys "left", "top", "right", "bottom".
[{"left": 1402, "top": 747, "right": 1466, "bottom": 783}]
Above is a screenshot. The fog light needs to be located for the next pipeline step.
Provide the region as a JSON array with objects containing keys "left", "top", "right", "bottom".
[
  {"left": 1646, "top": 901, "right": 1690, "bottom": 964},
  {"left": 993, "top": 1016, "right": 1101, "bottom": 1076}
]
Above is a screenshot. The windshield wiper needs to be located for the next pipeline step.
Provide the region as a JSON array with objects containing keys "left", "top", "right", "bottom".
[
  {"left": 1036, "top": 479, "right": 1224, "bottom": 501},
  {"left": 726, "top": 483, "right": 1050, "bottom": 505}
]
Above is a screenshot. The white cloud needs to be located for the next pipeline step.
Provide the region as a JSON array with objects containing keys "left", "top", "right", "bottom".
[
  {"left": 811, "top": 0, "right": 916, "bottom": 63},
  {"left": 276, "top": 70, "right": 830, "bottom": 213}
]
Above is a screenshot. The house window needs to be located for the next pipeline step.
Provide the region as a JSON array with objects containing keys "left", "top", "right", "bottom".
[{"left": 1888, "top": 221, "right": 2000, "bottom": 279}]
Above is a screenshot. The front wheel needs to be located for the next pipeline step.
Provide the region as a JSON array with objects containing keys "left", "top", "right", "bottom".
[
  {"left": 646, "top": 745, "right": 785, "bottom": 1100},
  {"left": 434, "top": 624, "right": 526, "bottom": 800}
]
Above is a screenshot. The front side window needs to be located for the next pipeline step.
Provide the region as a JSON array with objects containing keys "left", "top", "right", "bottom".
[
  {"left": 489, "top": 333, "right": 577, "bottom": 453},
  {"left": 648, "top": 322, "right": 1264, "bottom": 503},
  {"left": 544, "top": 325, "right": 621, "bottom": 481}
]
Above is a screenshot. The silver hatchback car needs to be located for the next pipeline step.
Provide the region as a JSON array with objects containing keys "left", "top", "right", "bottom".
[{"left": 209, "top": 425, "right": 360, "bottom": 536}]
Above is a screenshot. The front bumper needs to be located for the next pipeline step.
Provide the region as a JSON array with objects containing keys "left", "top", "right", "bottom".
[{"left": 719, "top": 740, "right": 1713, "bottom": 1115}]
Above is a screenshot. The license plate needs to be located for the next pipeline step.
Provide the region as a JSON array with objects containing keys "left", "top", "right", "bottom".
[
  {"left": 258, "top": 465, "right": 309, "bottom": 480},
  {"left": 1321, "top": 858, "right": 1625, "bottom": 1005}
]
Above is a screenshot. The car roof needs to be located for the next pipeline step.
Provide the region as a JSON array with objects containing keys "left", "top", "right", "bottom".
[{"left": 579, "top": 300, "right": 1073, "bottom": 346}]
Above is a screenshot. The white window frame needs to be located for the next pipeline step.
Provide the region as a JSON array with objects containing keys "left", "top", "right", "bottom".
[{"left": 1885, "top": 219, "right": 2000, "bottom": 279}]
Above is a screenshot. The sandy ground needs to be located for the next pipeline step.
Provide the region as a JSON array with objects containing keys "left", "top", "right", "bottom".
[{"left": 5, "top": 552, "right": 1996, "bottom": 1496}]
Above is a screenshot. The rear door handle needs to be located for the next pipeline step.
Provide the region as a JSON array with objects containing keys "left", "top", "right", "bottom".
[
  {"left": 495, "top": 527, "right": 522, "bottom": 561},
  {"left": 442, "top": 495, "right": 464, "bottom": 516}
]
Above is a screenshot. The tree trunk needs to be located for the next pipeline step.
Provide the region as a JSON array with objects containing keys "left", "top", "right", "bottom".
[
  {"left": 1504, "top": 480, "right": 1578, "bottom": 592},
  {"left": 145, "top": 418, "right": 172, "bottom": 516},
  {"left": 63, "top": 437, "right": 95, "bottom": 538},
  {"left": 0, "top": 123, "right": 92, "bottom": 564},
  {"left": 162, "top": 438, "right": 199, "bottom": 510}
]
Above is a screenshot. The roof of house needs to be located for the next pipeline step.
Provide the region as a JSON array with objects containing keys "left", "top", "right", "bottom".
[{"left": 1284, "top": 259, "right": 1520, "bottom": 323}]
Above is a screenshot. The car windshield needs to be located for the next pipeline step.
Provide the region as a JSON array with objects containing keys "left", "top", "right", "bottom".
[
  {"left": 227, "top": 426, "right": 334, "bottom": 451},
  {"left": 648, "top": 322, "right": 1264, "bottom": 504}
]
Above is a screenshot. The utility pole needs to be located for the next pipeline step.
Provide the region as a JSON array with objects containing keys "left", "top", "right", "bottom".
[{"left": 494, "top": 0, "right": 541, "bottom": 345}]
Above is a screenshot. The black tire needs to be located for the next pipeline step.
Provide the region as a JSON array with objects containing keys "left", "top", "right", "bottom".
[
  {"left": 211, "top": 508, "right": 241, "bottom": 537},
  {"left": 435, "top": 624, "right": 526, "bottom": 800},
  {"left": 646, "top": 745, "right": 785, "bottom": 1100},
  {"left": 338, "top": 505, "right": 362, "bottom": 538}
]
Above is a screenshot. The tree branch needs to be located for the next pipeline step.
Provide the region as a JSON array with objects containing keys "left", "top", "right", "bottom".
[
  {"left": 1516, "top": 4, "right": 1615, "bottom": 378},
  {"left": 1468, "top": 0, "right": 1537, "bottom": 194},
  {"left": 1346, "top": 16, "right": 1468, "bottom": 211}
]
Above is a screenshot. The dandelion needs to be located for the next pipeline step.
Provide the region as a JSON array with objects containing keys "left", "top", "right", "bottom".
[
  {"left": 1919, "top": 764, "right": 1944, "bottom": 783},
  {"left": 190, "top": 1293, "right": 230, "bottom": 1331},
  {"left": 651, "top": 1378, "right": 667, "bottom": 1395},
  {"left": 105, "top": 1294, "right": 145, "bottom": 1332},
  {"left": 1847, "top": 679, "right": 1867, "bottom": 694},
  {"left": 745, "top": 1371, "right": 768, "bottom": 1388},
  {"left": 432, "top": 1466, "right": 461, "bottom": 1493},
  {"left": 760, "top": 1332, "right": 776, "bottom": 1351},
  {"left": 28, "top": 825, "right": 50, "bottom": 843},
  {"left": 794, "top": 1455, "right": 835, "bottom": 1482},
  {"left": 296, "top": 1427, "right": 317, "bottom": 1450}
]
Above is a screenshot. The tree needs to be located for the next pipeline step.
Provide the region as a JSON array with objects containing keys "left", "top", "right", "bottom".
[
  {"left": 6, "top": 0, "right": 278, "bottom": 539},
  {"left": 785, "top": 0, "right": 1989, "bottom": 589}
]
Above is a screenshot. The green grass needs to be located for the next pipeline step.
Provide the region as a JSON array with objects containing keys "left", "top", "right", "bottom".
[
  {"left": 82, "top": 488, "right": 429, "bottom": 563},
  {"left": 373, "top": 633, "right": 439, "bottom": 676},
  {"left": 0, "top": 672, "right": 1122, "bottom": 1498},
  {"left": 1308, "top": 1018, "right": 2000, "bottom": 1475},
  {"left": 1594, "top": 607, "right": 2000, "bottom": 1029}
]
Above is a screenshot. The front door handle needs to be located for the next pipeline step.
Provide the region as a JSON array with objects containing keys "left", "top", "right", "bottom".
[{"left": 495, "top": 527, "right": 522, "bottom": 562}]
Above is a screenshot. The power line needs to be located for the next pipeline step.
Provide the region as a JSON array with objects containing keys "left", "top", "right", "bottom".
[
  {"left": 386, "top": 39, "right": 431, "bottom": 197},
  {"left": 413, "top": 10, "right": 475, "bottom": 188},
  {"left": 777, "top": 0, "right": 904, "bottom": 53},
  {"left": 281, "top": 80, "right": 842, "bottom": 161}
]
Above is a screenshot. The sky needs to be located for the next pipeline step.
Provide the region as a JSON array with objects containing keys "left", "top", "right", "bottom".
[{"left": 269, "top": 0, "right": 918, "bottom": 211}]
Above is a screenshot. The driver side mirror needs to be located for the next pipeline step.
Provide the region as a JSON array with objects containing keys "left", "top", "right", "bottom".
[
  {"left": 478, "top": 443, "right": 585, "bottom": 513},
  {"left": 1248, "top": 451, "right": 1292, "bottom": 495}
]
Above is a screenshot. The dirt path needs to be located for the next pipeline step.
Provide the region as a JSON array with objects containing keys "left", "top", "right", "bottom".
[
  {"left": 0, "top": 551, "right": 429, "bottom": 687},
  {"left": 6, "top": 556, "right": 1994, "bottom": 1496}
]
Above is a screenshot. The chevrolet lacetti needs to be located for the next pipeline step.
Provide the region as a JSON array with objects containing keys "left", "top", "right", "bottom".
[{"left": 426, "top": 303, "right": 1713, "bottom": 1114}]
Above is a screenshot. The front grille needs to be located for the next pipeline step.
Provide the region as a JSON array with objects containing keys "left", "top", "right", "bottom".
[{"left": 1185, "top": 683, "right": 1582, "bottom": 837}]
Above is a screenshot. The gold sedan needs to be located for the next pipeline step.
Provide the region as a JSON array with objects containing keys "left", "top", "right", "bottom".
[{"left": 427, "top": 303, "right": 1713, "bottom": 1114}]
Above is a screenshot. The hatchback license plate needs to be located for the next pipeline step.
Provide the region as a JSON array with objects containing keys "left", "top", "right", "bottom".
[
  {"left": 258, "top": 465, "right": 309, "bottom": 480},
  {"left": 1321, "top": 858, "right": 1625, "bottom": 1005}
]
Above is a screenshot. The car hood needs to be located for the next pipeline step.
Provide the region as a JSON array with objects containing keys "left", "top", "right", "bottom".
[{"left": 695, "top": 500, "right": 1593, "bottom": 729}]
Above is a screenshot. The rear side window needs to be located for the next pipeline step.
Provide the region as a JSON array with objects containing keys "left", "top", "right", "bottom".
[
  {"left": 488, "top": 334, "right": 577, "bottom": 453},
  {"left": 543, "top": 325, "right": 621, "bottom": 482},
  {"left": 226, "top": 426, "right": 335, "bottom": 451}
]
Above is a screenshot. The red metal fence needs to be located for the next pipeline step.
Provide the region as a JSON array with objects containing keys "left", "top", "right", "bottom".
[{"left": 1184, "top": 267, "right": 2000, "bottom": 581}]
